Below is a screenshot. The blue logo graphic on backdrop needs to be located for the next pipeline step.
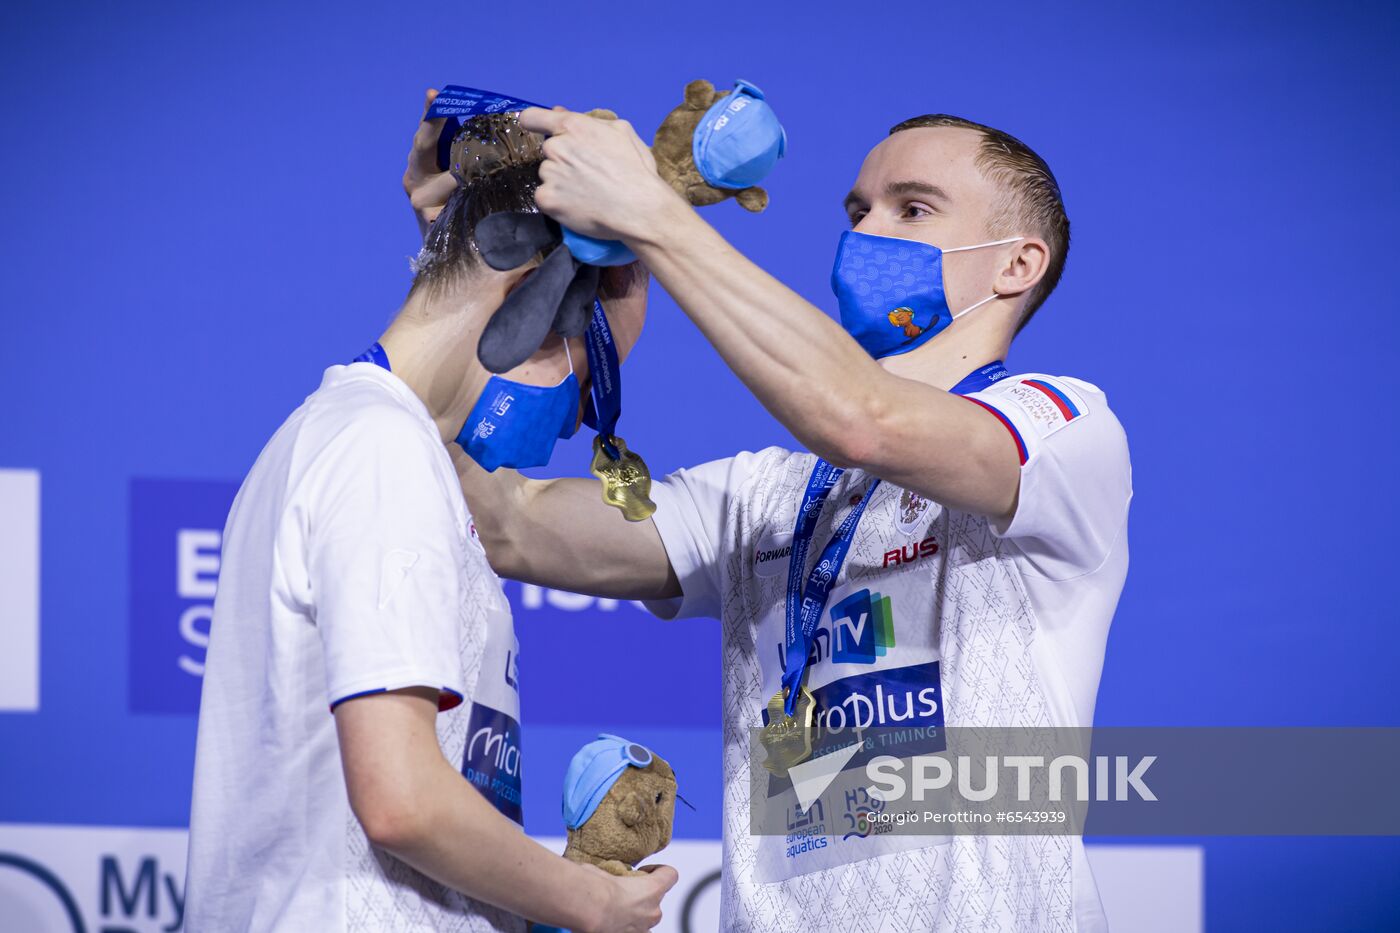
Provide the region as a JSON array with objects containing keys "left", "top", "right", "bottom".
[
  {"left": 128, "top": 478, "right": 238, "bottom": 715},
  {"left": 124, "top": 474, "right": 709, "bottom": 727},
  {"left": 462, "top": 704, "right": 524, "bottom": 823}
]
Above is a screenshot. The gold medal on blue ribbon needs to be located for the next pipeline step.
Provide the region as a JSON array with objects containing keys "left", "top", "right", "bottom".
[
  {"left": 761, "top": 685, "right": 817, "bottom": 776},
  {"left": 590, "top": 434, "right": 656, "bottom": 522},
  {"left": 766, "top": 464, "right": 880, "bottom": 776},
  {"left": 581, "top": 299, "right": 657, "bottom": 521}
]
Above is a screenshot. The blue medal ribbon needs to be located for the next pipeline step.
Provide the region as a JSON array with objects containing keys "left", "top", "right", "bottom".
[
  {"left": 777, "top": 359, "right": 1008, "bottom": 716},
  {"left": 425, "top": 85, "right": 545, "bottom": 173},
  {"left": 352, "top": 342, "right": 391, "bottom": 371},
  {"left": 949, "top": 359, "right": 1008, "bottom": 395},
  {"left": 581, "top": 300, "right": 623, "bottom": 460},
  {"left": 779, "top": 464, "right": 879, "bottom": 714}
]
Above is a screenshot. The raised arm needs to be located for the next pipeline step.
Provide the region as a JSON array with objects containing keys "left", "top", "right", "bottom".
[
  {"left": 450, "top": 447, "right": 680, "bottom": 601},
  {"left": 519, "top": 108, "right": 1026, "bottom": 523},
  {"left": 403, "top": 89, "right": 460, "bottom": 239}
]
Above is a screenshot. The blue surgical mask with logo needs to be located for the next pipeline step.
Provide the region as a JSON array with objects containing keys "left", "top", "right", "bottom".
[
  {"left": 693, "top": 79, "right": 787, "bottom": 191},
  {"left": 352, "top": 338, "right": 582, "bottom": 472},
  {"left": 456, "top": 343, "right": 582, "bottom": 472},
  {"left": 830, "top": 230, "right": 1024, "bottom": 359}
]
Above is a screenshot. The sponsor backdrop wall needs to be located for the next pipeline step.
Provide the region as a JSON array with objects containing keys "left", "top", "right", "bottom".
[{"left": 1, "top": 0, "right": 1397, "bottom": 929}]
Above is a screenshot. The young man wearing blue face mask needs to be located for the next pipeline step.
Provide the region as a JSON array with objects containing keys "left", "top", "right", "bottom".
[
  {"left": 428, "top": 104, "right": 1130, "bottom": 931},
  {"left": 184, "top": 101, "right": 673, "bottom": 933}
]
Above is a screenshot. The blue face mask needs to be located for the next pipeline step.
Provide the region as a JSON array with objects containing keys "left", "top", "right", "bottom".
[
  {"left": 456, "top": 345, "right": 581, "bottom": 472},
  {"left": 830, "top": 230, "right": 1023, "bottom": 359},
  {"left": 692, "top": 79, "right": 787, "bottom": 190}
]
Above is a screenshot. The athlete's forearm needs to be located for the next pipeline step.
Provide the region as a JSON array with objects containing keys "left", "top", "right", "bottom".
[
  {"left": 338, "top": 690, "right": 616, "bottom": 929},
  {"left": 627, "top": 202, "right": 941, "bottom": 467},
  {"left": 383, "top": 756, "right": 609, "bottom": 930},
  {"left": 451, "top": 446, "right": 680, "bottom": 601},
  {"left": 626, "top": 203, "right": 1020, "bottom": 517}
]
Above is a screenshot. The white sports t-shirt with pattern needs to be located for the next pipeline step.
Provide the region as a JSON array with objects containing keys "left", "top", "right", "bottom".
[
  {"left": 645, "top": 372, "right": 1131, "bottom": 932},
  {"left": 185, "top": 362, "right": 526, "bottom": 933}
]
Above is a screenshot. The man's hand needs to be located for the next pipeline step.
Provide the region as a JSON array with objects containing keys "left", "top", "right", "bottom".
[
  {"left": 585, "top": 863, "right": 678, "bottom": 933},
  {"left": 404, "top": 89, "right": 459, "bottom": 238},
  {"left": 518, "top": 107, "right": 684, "bottom": 243}
]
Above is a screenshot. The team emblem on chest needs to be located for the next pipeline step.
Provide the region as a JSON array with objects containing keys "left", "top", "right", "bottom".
[{"left": 895, "top": 488, "right": 931, "bottom": 535}]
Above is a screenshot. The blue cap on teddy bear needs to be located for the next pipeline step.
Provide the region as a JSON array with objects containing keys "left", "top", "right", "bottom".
[
  {"left": 564, "top": 79, "right": 787, "bottom": 266},
  {"left": 692, "top": 79, "right": 788, "bottom": 191},
  {"left": 563, "top": 733, "right": 656, "bottom": 830}
]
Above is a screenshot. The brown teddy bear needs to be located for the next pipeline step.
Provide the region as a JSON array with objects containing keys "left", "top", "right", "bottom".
[
  {"left": 651, "top": 79, "right": 770, "bottom": 213},
  {"left": 560, "top": 735, "right": 679, "bottom": 877}
]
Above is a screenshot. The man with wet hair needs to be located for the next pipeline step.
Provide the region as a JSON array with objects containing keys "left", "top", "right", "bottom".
[{"left": 184, "top": 98, "right": 667, "bottom": 933}]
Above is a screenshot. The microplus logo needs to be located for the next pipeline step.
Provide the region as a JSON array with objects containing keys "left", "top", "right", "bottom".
[
  {"left": 829, "top": 588, "right": 895, "bottom": 665},
  {"left": 810, "top": 661, "right": 943, "bottom": 733},
  {"left": 129, "top": 478, "right": 238, "bottom": 715},
  {"left": 462, "top": 704, "right": 524, "bottom": 824}
]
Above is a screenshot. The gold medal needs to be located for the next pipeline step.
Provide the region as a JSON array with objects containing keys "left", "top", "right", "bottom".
[
  {"left": 761, "top": 685, "right": 817, "bottom": 776},
  {"left": 590, "top": 434, "right": 657, "bottom": 522}
]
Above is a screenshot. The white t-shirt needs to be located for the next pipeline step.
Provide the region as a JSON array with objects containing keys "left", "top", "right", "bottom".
[
  {"left": 645, "top": 372, "right": 1132, "bottom": 932},
  {"left": 185, "top": 362, "right": 526, "bottom": 933}
]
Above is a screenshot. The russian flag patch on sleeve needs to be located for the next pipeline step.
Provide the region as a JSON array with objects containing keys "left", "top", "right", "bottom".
[{"left": 999, "top": 376, "right": 1088, "bottom": 440}]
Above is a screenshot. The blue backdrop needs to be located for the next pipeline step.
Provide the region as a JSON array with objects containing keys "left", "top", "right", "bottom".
[{"left": 1, "top": 0, "right": 1398, "bottom": 929}]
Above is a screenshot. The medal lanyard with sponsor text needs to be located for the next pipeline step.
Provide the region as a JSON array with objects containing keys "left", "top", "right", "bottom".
[
  {"left": 581, "top": 299, "right": 658, "bottom": 521},
  {"left": 777, "top": 360, "right": 1009, "bottom": 716},
  {"left": 581, "top": 299, "right": 623, "bottom": 459}
]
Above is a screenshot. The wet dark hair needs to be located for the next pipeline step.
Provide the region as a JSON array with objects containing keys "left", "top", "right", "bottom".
[
  {"left": 409, "top": 118, "right": 643, "bottom": 302},
  {"left": 409, "top": 162, "right": 543, "bottom": 297}
]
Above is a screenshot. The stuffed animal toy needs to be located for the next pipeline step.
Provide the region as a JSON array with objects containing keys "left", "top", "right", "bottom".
[
  {"left": 468, "top": 78, "right": 788, "bottom": 374},
  {"left": 560, "top": 735, "right": 679, "bottom": 877},
  {"left": 652, "top": 78, "right": 773, "bottom": 213}
]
